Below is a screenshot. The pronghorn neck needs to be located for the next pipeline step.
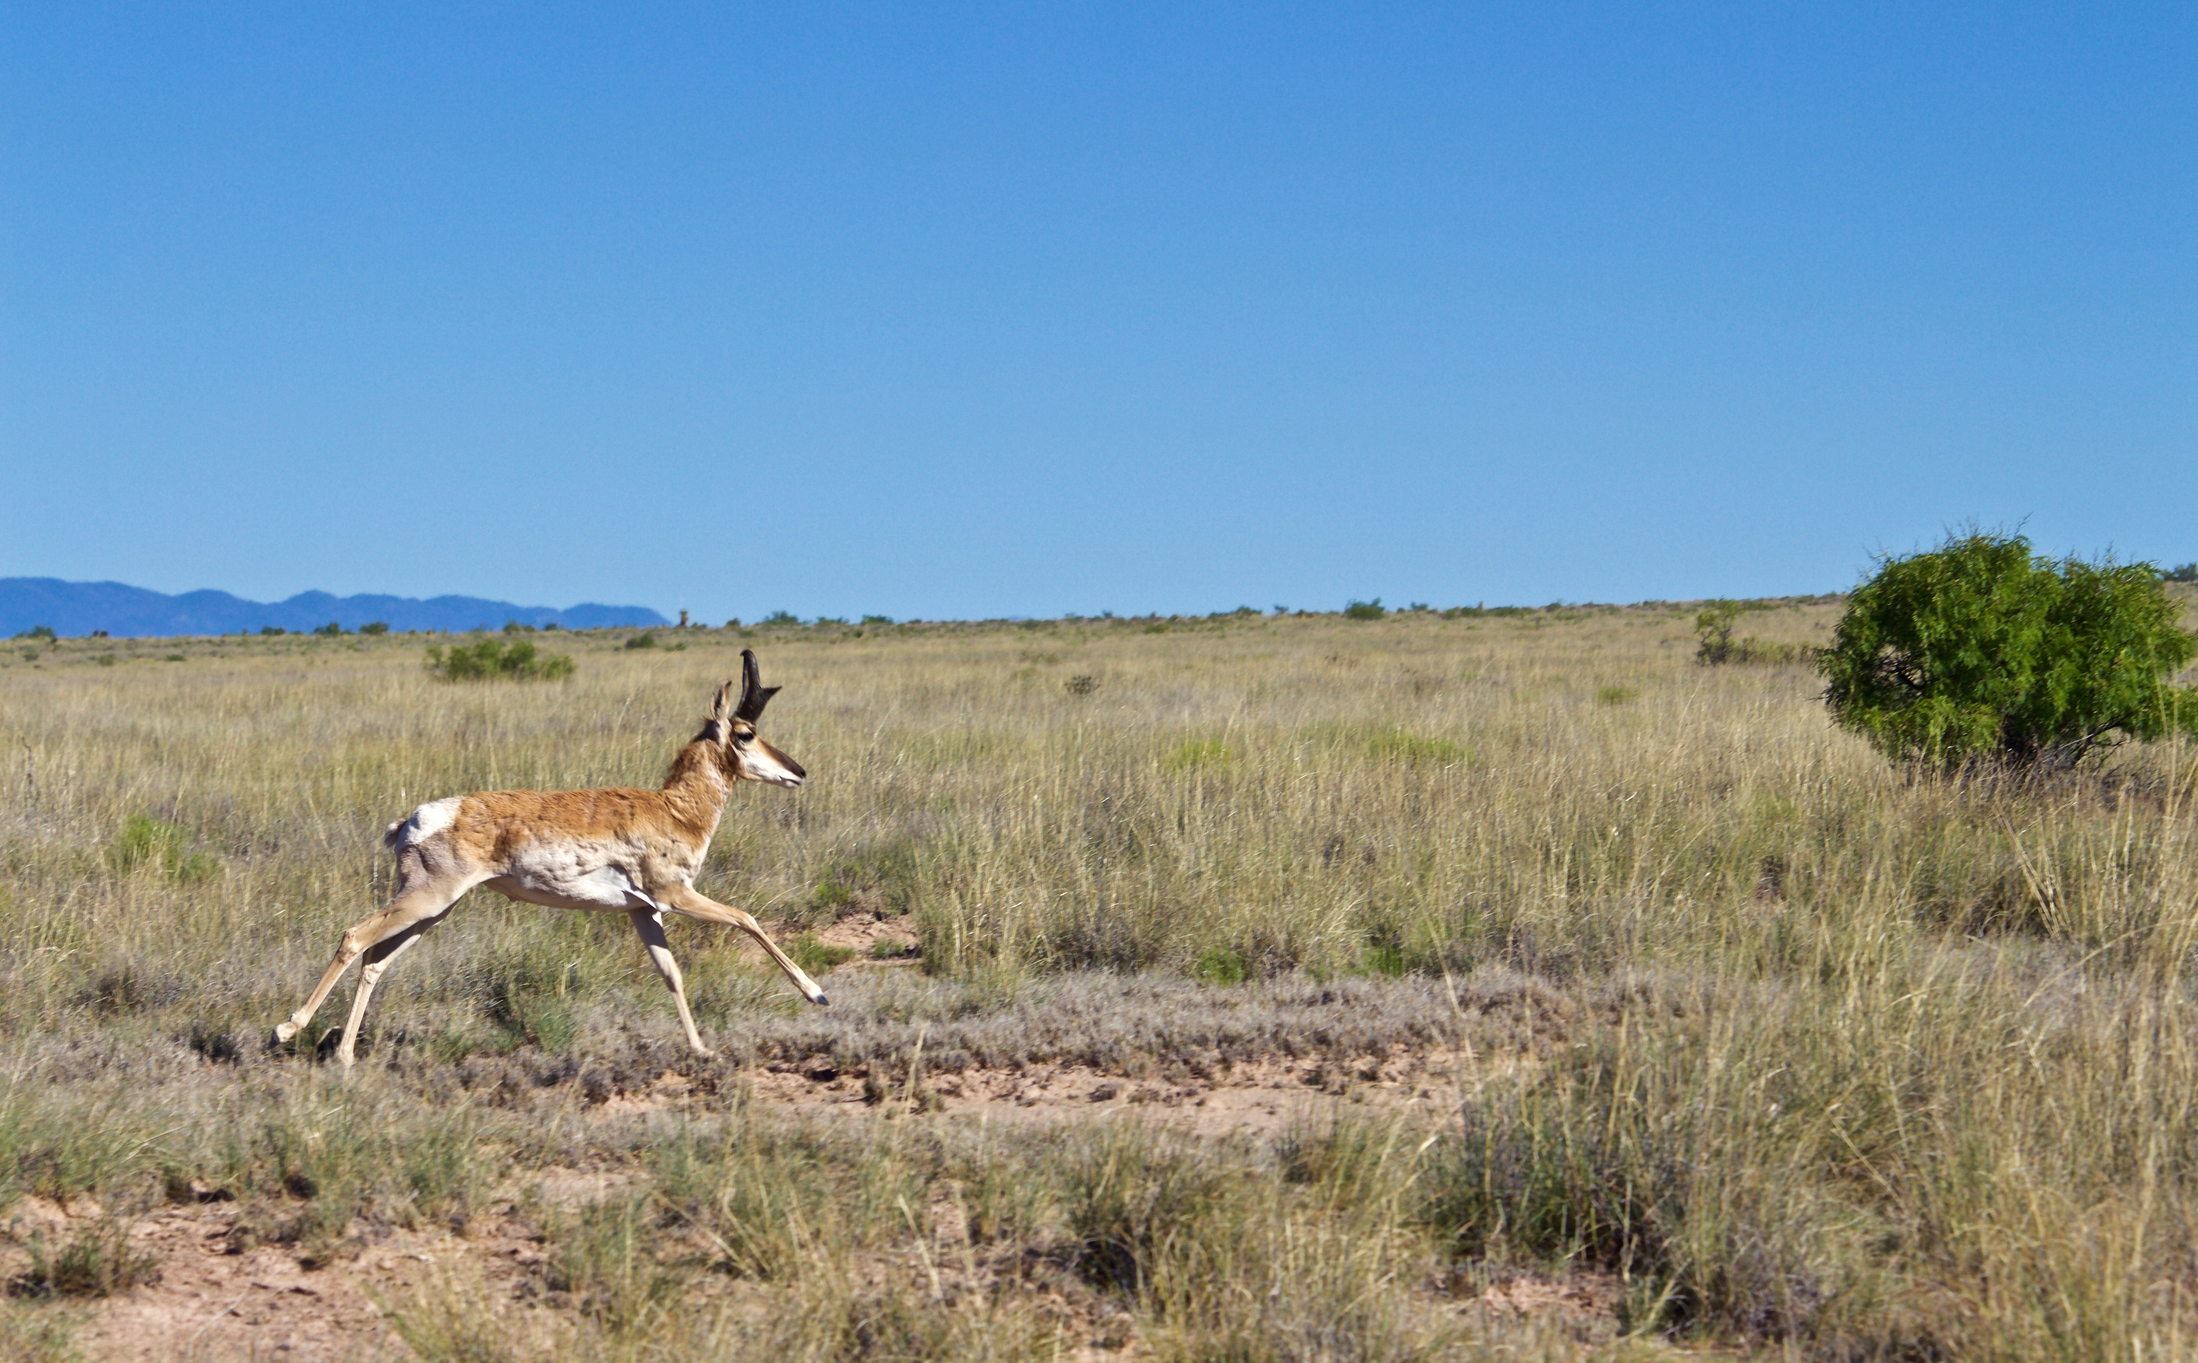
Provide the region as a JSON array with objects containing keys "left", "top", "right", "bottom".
[{"left": 660, "top": 737, "right": 733, "bottom": 839}]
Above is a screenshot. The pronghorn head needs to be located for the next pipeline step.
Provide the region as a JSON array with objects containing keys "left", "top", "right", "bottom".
[{"left": 706, "top": 649, "right": 806, "bottom": 788}]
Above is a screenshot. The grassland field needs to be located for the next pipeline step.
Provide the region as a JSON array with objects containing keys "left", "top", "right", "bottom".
[{"left": 1, "top": 596, "right": 2196, "bottom": 1361}]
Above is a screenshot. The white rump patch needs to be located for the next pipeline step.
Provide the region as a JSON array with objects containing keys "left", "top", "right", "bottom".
[{"left": 395, "top": 796, "right": 463, "bottom": 847}]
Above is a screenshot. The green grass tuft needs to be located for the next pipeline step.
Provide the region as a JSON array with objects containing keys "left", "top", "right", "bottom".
[
  {"left": 109, "top": 815, "right": 218, "bottom": 883},
  {"left": 1364, "top": 727, "right": 1463, "bottom": 765}
]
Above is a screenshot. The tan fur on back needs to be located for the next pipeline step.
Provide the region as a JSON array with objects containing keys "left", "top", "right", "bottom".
[{"left": 452, "top": 786, "right": 715, "bottom": 861}]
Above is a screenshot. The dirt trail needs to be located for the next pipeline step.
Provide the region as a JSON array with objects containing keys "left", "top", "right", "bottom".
[{"left": 725, "top": 1045, "right": 1498, "bottom": 1136}]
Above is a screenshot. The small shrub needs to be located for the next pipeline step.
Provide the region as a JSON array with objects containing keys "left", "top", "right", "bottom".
[
  {"left": 623, "top": 632, "right": 658, "bottom": 650},
  {"left": 260, "top": 625, "right": 285, "bottom": 636},
  {"left": 11, "top": 1218, "right": 160, "bottom": 1298},
  {"left": 314, "top": 621, "right": 343, "bottom": 637},
  {"left": 1820, "top": 532, "right": 2198, "bottom": 770},
  {"left": 1697, "top": 601, "right": 1814, "bottom": 667},
  {"left": 425, "top": 638, "right": 576, "bottom": 682},
  {"left": 163, "top": 653, "right": 185, "bottom": 663},
  {"left": 1192, "top": 948, "right": 1248, "bottom": 986},
  {"left": 1343, "top": 599, "right": 1386, "bottom": 621},
  {"left": 862, "top": 614, "right": 894, "bottom": 625},
  {"left": 360, "top": 620, "right": 389, "bottom": 635},
  {"left": 1595, "top": 685, "right": 1636, "bottom": 706},
  {"left": 761, "top": 610, "right": 800, "bottom": 627},
  {"left": 2167, "top": 562, "right": 2197, "bottom": 584},
  {"left": 94, "top": 654, "right": 115, "bottom": 667},
  {"left": 12, "top": 625, "right": 55, "bottom": 641},
  {"left": 501, "top": 620, "right": 536, "bottom": 634},
  {"left": 1694, "top": 601, "right": 1745, "bottom": 663},
  {"left": 1064, "top": 673, "right": 1099, "bottom": 696}
]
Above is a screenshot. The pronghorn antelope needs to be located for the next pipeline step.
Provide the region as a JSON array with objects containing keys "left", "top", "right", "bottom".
[{"left": 272, "top": 650, "right": 828, "bottom": 1067}]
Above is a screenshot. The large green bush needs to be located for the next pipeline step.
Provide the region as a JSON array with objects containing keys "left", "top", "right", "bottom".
[
  {"left": 424, "top": 637, "right": 575, "bottom": 682},
  {"left": 1820, "top": 532, "right": 2198, "bottom": 771}
]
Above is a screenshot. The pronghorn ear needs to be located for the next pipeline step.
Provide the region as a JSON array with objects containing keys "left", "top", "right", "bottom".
[
  {"left": 735, "top": 648, "right": 780, "bottom": 721},
  {"left": 709, "top": 680, "right": 736, "bottom": 726}
]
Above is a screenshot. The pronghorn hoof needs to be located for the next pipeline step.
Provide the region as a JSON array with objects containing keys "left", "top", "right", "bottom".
[{"left": 813, "top": 993, "right": 831, "bottom": 1007}]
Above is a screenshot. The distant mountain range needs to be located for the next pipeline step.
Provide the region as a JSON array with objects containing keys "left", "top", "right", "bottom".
[{"left": 0, "top": 579, "right": 669, "bottom": 638}]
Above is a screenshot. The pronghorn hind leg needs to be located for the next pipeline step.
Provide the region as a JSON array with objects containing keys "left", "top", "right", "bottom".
[
  {"left": 273, "top": 876, "right": 476, "bottom": 1051},
  {"left": 629, "top": 907, "right": 714, "bottom": 1057},
  {"left": 332, "top": 904, "right": 454, "bottom": 1067}
]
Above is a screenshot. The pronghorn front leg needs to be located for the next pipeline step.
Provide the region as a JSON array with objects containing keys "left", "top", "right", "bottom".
[
  {"left": 657, "top": 883, "right": 830, "bottom": 1006},
  {"left": 627, "top": 907, "right": 714, "bottom": 1056}
]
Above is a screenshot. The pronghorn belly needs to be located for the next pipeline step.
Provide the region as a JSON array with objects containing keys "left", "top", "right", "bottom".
[
  {"left": 484, "top": 863, "right": 644, "bottom": 913},
  {"left": 483, "top": 878, "right": 633, "bottom": 913}
]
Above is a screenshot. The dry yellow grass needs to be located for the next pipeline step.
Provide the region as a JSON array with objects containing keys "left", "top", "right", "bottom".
[{"left": 1, "top": 601, "right": 2195, "bottom": 1358}]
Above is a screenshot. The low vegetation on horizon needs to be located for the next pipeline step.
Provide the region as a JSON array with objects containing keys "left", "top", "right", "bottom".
[{"left": 0, "top": 565, "right": 2195, "bottom": 1359}]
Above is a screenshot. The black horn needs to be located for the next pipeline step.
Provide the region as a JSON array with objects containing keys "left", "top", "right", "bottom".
[{"left": 734, "top": 649, "right": 780, "bottom": 721}]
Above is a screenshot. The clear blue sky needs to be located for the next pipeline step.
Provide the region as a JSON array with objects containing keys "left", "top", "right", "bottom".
[{"left": 4, "top": 3, "right": 2191, "bottom": 622}]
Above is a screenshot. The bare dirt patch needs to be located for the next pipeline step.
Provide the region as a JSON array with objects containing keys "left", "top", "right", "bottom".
[
  {"left": 736, "top": 1046, "right": 1516, "bottom": 1137},
  {"left": 805, "top": 910, "right": 920, "bottom": 963},
  {"left": 31, "top": 1191, "right": 578, "bottom": 1362}
]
